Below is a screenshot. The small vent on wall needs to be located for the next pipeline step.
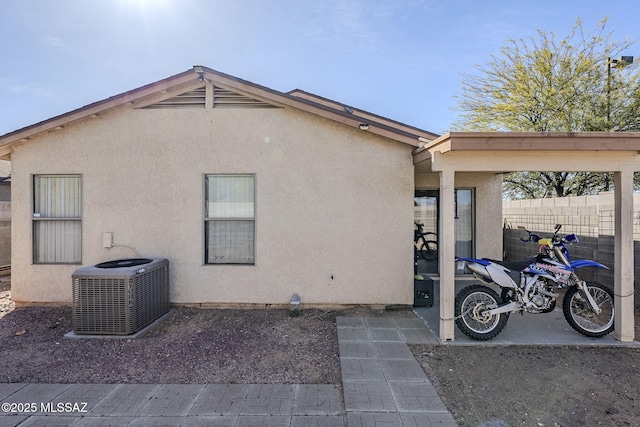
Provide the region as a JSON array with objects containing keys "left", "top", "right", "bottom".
[
  {"left": 213, "top": 86, "right": 278, "bottom": 108},
  {"left": 143, "top": 87, "right": 206, "bottom": 109}
]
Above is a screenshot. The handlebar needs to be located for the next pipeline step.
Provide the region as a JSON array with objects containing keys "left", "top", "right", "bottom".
[
  {"left": 518, "top": 226, "right": 541, "bottom": 243},
  {"left": 517, "top": 224, "right": 578, "bottom": 246}
]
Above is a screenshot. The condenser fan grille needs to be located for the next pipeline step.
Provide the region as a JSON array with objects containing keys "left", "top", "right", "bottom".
[{"left": 72, "top": 258, "right": 169, "bottom": 335}]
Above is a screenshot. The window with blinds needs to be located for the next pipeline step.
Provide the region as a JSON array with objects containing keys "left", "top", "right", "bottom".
[
  {"left": 205, "top": 174, "right": 255, "bottom": 265},
  {"left": 33, "top": 175, "right": 82, "bottom": 264}
]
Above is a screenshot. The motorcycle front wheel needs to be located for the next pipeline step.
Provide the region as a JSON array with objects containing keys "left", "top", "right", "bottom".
[
  {"left": 563, "top": 282, "right": 614, "bottom": 338},
  {"left": 455, "top": 285, "right": 509, "bottom": 341}
]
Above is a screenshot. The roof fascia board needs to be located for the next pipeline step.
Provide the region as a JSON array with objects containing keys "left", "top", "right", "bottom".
[
  {"left": 204, "top": 70, "right": 422, "bottom": 146},
  {"left": 413, "top": 131, "right": 640, "bottom": 168},
  {"left": 288, "top": 89, "right": 440, "bottom": 140},
  {"left": 207, "top": 80, "right": 287, "bottom": 108},
  {"left": 1, "top": 66, "right": 436, "bottom": 149},
  {"left": 0, "top": 146, "right": 11, "bottom": 160},
  {"left": 132, "top": 80, "right": 207, "bottom": 109},
  {"left": 430, "top": 150, "right": 640, "bottom": 173},
  {"left": 446, "top": 131, "right": 640, "bottom": 151}
]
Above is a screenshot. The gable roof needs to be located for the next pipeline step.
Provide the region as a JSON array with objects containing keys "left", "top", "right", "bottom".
[{"left": 0, "top": 66, "right": 438, "bottom": 158}]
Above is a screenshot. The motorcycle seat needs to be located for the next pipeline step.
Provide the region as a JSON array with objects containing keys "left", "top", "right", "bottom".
[{"left": 483, "top": 258, "right": 536, "bottom": 283}]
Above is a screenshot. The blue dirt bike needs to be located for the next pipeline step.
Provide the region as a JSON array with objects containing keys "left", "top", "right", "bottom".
[{"left": 454, "top": 224, "right": 614, "bottom": 340}]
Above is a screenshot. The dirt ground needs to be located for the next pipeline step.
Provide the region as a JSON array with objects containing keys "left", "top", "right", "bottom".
[
  {"left": 411, "top": 345, "right": 640, "bottom": 427},
  {"left": 2, "top": 280, "right": 640, "bottom": 426},
  {"left": 1, "top": 303, "right": 341, "bottom": 384},
  {"left": 0, "top": 281, "right": 410, "bottom": 384}
]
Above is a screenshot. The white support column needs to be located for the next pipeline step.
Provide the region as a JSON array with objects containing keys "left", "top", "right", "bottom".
[
  {"left": 439, "top": 169, "right": 456, "bottom": 341},
  {"left": 614, "top": 169, "right": 635, "bottom": 341}
]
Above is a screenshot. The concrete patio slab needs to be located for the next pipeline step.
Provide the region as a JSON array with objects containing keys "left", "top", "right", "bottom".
[
  {"left": 392, "top": 317, "right": 426, "bottom": 329},
  {"left": 181, "top": 416, "right": 238, "bottom": 427},
  {"left": 0, "top": 383, "right": 26, "bottom": 400},
  {"left": 241, "top": 384, "right": 295, "bottom": 416},
  {"left": 0, "top": 415, "right": 28, "bottom": 426},
  {"left": 189, "top": 384, "right": 250, "bottom": 415},
  {"left": 74, "top": 417, "right": 136, "bottom": 426},
  {"left": 292, "top": 385, "right": 342, "bottom": 415},
  {"left": 291, "top": 415, "right": 345, "bottom": 426},
  {"left": 368, "top": 328, "right": 403, "bottom": 342},
  {"left": 0, "top": 383, "right": 346, "bottom": 426},
  {"left": 379, "top": 359, "right": 429, "bottom": 382},
  {"left": 399, "top": 412, "right": 458, "bottom": 427},
  {"left": 3, "top": 383, "right": 71, "bottom": 403},
  {"left": 54, "top": 384, "right": 118, "bottom": 410},
  {"left": 128, "top": 416, "right": 187, "bottom": 426},
  {"left": 338, "top": 341, "right": 376, "bottom": 359},
  {"left": 336, "top": 326, "right": 370, "bottom": 341},
  {"left": 364, "top": 317, "right": 397, "bottom": 328},
  {"left": 372, "top": 342, "right": 415, "bottom": 360},
  {"left": 340, "top": 358, "right": 385, "bottom": 381},
  {"left": 413, "top": 278, "right": 640, "bottom": 346},
  {"left": 388, "top": 381, "right": 449, "bottom": 412},
  {"left": 235, "top": 415, "right": 291, "bottom": 426},
  {"left": 18, "top": 415, "right": 82, "bottom": 425},
  {"left": 90, "top": 384, "right": 163, "bottom": 416},
  {"left": 347, "top": 411, "right": 458, "bottom": 427},
  {"left": 398, "top": 327, "right": 439, "bottom": 344},
  {"left": 342, "top": 381, "right": 396, "bottom": 412},
  {"left": 337, "top": 315, "right": 458, "bottom": 426},
  {"left": 137, "top": 384, "right": 205, "bottom": 417}
]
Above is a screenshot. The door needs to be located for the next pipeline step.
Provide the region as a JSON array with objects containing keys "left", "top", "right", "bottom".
[
  {"left": 414, "top": 189, "right": 474, "bottom": 275},
  {"left": 414, "top": 190, "right": 438, "bottom": 274}
]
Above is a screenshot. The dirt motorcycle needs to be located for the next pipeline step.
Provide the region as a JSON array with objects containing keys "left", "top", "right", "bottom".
[{"left": 454, "top": 224, "right": 614, "bottom": 340}]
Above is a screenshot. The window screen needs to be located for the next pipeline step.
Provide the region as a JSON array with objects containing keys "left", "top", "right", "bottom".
[
  {"left": 33, "top": 175, "right": 82, "bottom": 263},
  {"left": 205, "top": 174, "right": 255, "bottom": 264}
]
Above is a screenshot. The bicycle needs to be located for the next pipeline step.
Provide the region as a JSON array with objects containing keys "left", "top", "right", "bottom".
[{"left": 414, "top": 222, "right": 438, "bottom": 261}]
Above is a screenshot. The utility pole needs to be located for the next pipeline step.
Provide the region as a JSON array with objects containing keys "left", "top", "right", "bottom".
[
  {"left": 605, "top": 56, "right": 633, "bottom": 191},
  {"left": 607, "top": 56, "right": 634, "bottom": 131}
]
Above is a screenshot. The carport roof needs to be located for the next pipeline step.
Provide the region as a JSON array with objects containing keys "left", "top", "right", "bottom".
[
  {"left": 414, "top": 131, "right": 640, "bottom": 173},
  {"left": 419, "top": 131, "right": 640, "bottom": 343}
]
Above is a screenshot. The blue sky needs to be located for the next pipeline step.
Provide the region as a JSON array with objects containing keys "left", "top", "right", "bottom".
[{"left": 1, "top": 0, "right": 639, "bottom": 136}]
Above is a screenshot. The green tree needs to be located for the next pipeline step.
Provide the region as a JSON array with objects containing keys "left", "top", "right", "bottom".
[{"left": 453, "top": 17, "right": 640, "bottom": 198}]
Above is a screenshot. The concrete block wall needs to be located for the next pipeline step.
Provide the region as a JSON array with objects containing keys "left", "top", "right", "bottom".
[
  {"left": 504, "top": 229, "right": 640, "bottom": 296},
  {"left": 504, "top": 194, "right": 640, "bottom": 306},
  {"left": 503, "top": 192, "right": 639, "bottom": 239}
]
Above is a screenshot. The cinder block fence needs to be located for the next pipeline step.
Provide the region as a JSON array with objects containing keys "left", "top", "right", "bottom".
[{"left": 503, "top": 192, "right": 640, "bottom": 306}]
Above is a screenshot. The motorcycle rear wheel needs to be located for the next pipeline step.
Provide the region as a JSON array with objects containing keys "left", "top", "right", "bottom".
[
  {"left": 563, "top": 282, "right": 614, "bottom": 338},
  {"left": 455, "top": 285, "right": 509, "bottom": 341}
]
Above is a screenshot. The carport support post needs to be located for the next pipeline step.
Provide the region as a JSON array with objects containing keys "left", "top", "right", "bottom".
[
  {"left": 614, "top": 169, "right": 635, "bottom": 341},
  {"left": 439, "top": 169, "right": 456, "bottom": 341}
]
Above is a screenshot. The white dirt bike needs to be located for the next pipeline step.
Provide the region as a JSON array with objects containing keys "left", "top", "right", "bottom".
[{"left": 454, "top": 224, "right": 614, "bottom": 340}]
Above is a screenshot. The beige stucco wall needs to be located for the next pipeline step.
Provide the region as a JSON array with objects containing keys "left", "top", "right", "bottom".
[
  {"left": 414, "top": 172, "right": 503, "bottom": 261},
  {"left": 11, "top": 104, "right": 415, "bottom": 306}
]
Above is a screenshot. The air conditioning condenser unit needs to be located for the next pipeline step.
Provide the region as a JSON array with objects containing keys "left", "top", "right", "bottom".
[{"left": 72, "top": 258, "right": 169, "bottom": 335}]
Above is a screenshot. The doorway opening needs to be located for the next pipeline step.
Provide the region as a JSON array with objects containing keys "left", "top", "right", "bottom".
[{"left": 414, "top": 189, "right": 474, "bottom": 275}]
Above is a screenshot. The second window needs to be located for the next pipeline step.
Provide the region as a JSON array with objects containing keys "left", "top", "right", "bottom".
[{"left": 204, "top": 174, "right": 255, "bottom": 265}]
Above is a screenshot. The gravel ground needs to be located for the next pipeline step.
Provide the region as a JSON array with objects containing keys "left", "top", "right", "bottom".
[
  {"left": 2, "top": 280, "right": 640, "bottom": 427},
  {"left": 0, "top": 281, "right": 411, "bottom": 384},
  {"left": 0, "top": 305, "right": 341, "bottom": 384}
]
